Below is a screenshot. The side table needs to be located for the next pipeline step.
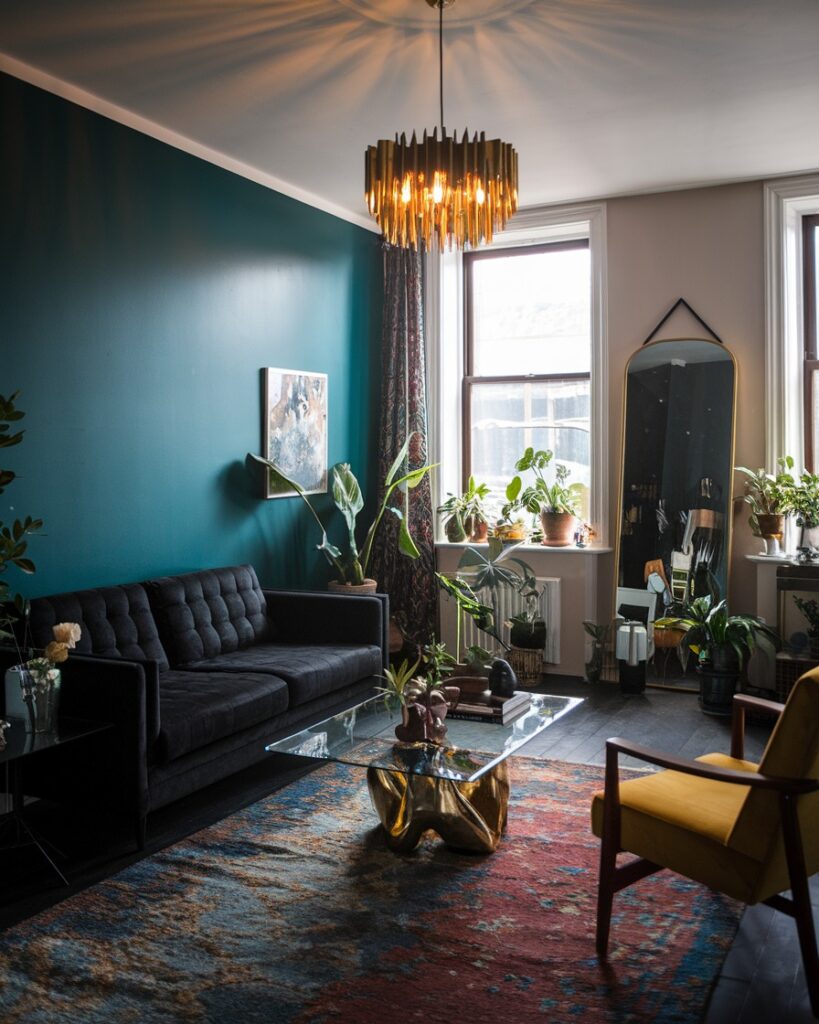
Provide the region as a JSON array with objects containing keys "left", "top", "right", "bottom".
[{"left": 0, "top": 717, "right": 114, "bottom": 885}]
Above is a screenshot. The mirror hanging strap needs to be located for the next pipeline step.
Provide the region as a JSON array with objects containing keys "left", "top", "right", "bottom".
[{"left": 642, "top": 297, "right": 723, "bottom": 346}]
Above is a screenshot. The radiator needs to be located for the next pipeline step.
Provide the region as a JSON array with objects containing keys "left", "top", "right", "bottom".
[{"left": 438, "top": 574, "right": 561, "bottom": 665}]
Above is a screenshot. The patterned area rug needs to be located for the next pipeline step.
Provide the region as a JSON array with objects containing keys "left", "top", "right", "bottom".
[{"left": 0, "top": 760, "right": 740, "bottom": 1023}]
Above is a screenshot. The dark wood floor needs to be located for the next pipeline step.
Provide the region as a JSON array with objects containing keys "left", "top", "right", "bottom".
[{"left": 0, "top": 679, "right": 815, "bottom": 1022}]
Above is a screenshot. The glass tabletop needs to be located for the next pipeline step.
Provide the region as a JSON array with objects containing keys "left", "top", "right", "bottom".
[{"left": 265, "top": 692, "right": 582, "bottom": 782}]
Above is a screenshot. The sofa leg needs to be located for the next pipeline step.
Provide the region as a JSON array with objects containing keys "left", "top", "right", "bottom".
[{"left": 135, "top": 813, "right": 147, "bottom": 851}]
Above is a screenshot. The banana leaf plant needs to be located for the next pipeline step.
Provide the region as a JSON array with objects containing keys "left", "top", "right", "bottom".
[
  {"left": 658, "top": 595, "right": 779, "bottom": 672},
  {"left": 250, "top": 434, "right": 435, "bottom": 586}
]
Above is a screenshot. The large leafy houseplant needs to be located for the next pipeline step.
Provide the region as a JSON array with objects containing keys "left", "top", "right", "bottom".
[
  {"left": 734, "top": 456, "right": 796, "bottom": 533},
  {"left": 250, "top": 434, "right": 435, "bottom": 586},
  {"left": 513, "top": 447, "right": 583, "bottom": 515},
  {"left": 660, "top": 595, "right": 779, "bottom": 672},
  {"left": 437, "top": 476, "right": 491, "bottom": 542},
  {"left": 0, "top": 392, "right": 43, "bottom": 645},
  {"left": 788, "top": 471, "right": 819, "bottom": 531}
]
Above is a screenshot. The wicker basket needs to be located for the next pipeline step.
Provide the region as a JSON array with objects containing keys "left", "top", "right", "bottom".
[{"left": 509, "top": 646, "right": 544, "bottom": 687}]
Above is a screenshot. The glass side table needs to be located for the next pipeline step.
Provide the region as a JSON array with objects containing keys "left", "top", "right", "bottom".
[{"left": 0, "top": 716, "right": 114, "bottom": 885}]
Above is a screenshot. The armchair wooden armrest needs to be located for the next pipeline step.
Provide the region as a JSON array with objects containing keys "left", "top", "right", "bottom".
[{"left": 731, "top": 692, "right": 785, "bottom": 759}]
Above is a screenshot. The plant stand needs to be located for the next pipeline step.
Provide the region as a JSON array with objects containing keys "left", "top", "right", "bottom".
[{"left": 508, "top": 646, "right": 543, "bottom": 687}]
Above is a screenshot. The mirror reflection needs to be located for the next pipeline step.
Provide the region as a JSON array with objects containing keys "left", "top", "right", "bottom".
[{"left": 616, "top": 338, "right": 736, "bottom": 622}]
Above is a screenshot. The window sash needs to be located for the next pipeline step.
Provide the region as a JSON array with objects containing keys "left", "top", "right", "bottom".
[
  {"left": 462, "top": 239, "right": 592, "bottom": 488},
  {"left": 803, "top": 214, "right": 819, "bottom": 471}
]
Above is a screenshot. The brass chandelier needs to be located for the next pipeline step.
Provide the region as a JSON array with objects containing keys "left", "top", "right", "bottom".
[{"left": 364, "top": 0, "right": 519, "bottom": 252}]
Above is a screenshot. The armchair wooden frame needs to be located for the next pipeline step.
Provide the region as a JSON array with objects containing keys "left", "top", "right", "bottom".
[{"left": 596, "top": 694, "right": 819, "bottom": 1016}]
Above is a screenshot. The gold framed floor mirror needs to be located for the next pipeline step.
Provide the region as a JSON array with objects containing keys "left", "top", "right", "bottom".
[{"left": 612, "top": 327, "right": 737, "bottom": 691}]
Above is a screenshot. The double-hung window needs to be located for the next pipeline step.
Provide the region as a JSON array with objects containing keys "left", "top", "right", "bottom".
[
  {"left": 804, "top": 213, "right": 819, "bottom": 471},
  {"left": 462, "top": 240, "right": 592, "bottom": 521}
]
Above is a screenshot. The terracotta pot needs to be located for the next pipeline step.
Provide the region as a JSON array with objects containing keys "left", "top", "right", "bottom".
[
  {"left": 465, "top": 517, "right": 489, "bottom": 542},
  {"left": 756, "top": 513, "right": 785, "bottom": 539},
  {"left": 328, "top": 579, "right": 378, "bottom": 595},
  {"left": 539, "top": 510, "right": 576, "bottom": 547}
]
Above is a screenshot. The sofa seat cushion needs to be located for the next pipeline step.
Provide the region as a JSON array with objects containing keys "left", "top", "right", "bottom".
[
  {"left": 182, "top": 643, "right": 383, "bottom": 708},
  {"left": 155, "top": 669, "right": 289, "bottom": 764},
  {"left": 146, "top": 565, "right": 271, "bottom": 666}
]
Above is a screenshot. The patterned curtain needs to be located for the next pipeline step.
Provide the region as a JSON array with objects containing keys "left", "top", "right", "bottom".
[{"left": 370, "top": 243, "right": 436, "bottom": 648}]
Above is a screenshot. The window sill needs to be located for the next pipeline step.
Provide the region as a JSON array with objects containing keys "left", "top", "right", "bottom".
[{"left": 435, "top": 541, "right": 613, "bottom": 555}]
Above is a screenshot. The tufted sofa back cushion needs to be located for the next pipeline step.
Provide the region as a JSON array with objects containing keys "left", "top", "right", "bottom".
[
  {"left": 29, "top": 584, "right": 170, "bottom": 671},
  {"left": 144, "top": 565, "right": 271, "bottom": 666}
]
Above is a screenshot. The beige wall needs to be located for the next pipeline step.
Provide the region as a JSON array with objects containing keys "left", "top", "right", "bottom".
[
  {"left": 601, "top": 180, "right": 767, "bottom": 621},
  {"left": 436, "top": 180, "right": 770, "bottom": 677}
]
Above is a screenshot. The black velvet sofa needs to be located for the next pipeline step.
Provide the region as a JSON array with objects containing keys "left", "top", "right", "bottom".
[{"left": 0, "top": 565, "right": 386, "bottom": 846}]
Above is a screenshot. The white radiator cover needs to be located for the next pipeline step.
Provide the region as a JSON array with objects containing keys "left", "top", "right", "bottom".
[{"left": 438, "top": 575, "right": 562, "bottom": 665}]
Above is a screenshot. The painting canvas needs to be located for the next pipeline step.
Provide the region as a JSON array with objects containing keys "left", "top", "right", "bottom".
[{"left": 263, "top": 368, "right": 328, "bottom": 499}]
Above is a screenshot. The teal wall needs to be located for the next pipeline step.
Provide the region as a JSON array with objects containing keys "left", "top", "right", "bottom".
[{"left": 1, "top": 72, "right": 382, "bottom": 597}]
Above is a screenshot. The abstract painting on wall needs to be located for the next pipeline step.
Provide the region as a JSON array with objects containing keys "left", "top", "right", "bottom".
[{"left": 262, "top": 368, "right": 328, "bottom": 499}]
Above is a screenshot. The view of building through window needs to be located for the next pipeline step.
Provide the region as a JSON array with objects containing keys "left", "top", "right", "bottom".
[{"left": 464, "top": 241, "right": 591, "bottom": 520}]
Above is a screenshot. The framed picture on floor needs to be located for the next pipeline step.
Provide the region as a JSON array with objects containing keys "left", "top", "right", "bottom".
[{"left": 262, "top": 367, "right": 328, "bottom": 499}]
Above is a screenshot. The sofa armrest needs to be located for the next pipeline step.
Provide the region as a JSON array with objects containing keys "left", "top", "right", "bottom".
[
  {"left": 0, "top": 645, "right": 151, "bottom": 820},
  {"left": 263, "top": 589, "right": 388, "bottom": 669},
  {"left": 60, "top": 654, "right": 151, "bottom": 818}
]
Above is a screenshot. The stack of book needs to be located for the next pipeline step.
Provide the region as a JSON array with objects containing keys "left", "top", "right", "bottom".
[{"left": 447, "top": 689, "right": 532, "bottom": 725}]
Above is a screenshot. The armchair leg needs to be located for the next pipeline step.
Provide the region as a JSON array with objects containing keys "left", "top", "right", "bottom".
[
  {"left": 780, "top": 794, "right": 819, "bottom": 1016},
  {"left": 596, "top": 823, "right": 618, "bottom": 957}
]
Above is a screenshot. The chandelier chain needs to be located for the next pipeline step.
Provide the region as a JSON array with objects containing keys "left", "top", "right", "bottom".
[{"left": 439, "top": 0, "right": 444, "bottom": 133}]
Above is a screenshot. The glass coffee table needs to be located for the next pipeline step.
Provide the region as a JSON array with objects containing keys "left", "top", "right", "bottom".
[{"left": 266, "top": 692, "right": 582, "bottom": 854}]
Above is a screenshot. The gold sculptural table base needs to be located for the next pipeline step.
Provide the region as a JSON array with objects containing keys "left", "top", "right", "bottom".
[{"left": 366, "top": 761, "right": 510, "bottom": 854}]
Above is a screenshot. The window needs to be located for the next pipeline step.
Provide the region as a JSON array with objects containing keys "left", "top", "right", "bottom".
[
  {"left": 804, "top": 214, "right": 819, "bottom": 471},
  {"left": 462, "top": 241, "right": 591, "bottom": 520}
]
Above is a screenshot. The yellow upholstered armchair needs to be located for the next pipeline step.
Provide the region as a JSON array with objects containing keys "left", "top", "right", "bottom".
[{"left": 591, "top": 668, "right": 819, "bottom": 1016}]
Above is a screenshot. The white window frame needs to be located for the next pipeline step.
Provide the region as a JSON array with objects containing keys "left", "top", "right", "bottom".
[
  {"left": 764, "top": 174, "right": 819, "bottom": 470},
  {"left": 425, "top": 202, "right": 609, "bottom": 545}
]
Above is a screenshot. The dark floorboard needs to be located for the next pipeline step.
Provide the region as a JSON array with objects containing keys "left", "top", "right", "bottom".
[{"left": 0, "top": 678, "right": 814, "bottom": 1021}]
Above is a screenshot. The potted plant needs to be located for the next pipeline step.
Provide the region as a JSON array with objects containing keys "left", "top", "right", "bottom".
[
  {"left": 789, "top": 471, "right": 819, "bottom": 549},
  {"left": 508, "top": 585, "right": 547, "bottom": 651},
  {"left": 436, "top": 538, "right": 537, "bottom": 657},
  {"left": 582, "top": 620, "right": 609, "bottom": 683},
  {"left": 513, "top": 447, "right": 583, "bottom": 547},
  {"left": 377, "top": 641, "right": 460, "bottom": 745},
  {"left": 735, "top": 457, "right": 796, "bottom": 552},
  {"left": 663, "top": 595, "right": 779, "bottom": 716},
  {"left": 494, "top": 478, "right": 528, "bottom": 542},
  {"left": 0, "top": 391, "right": 43, "bottom": 646},
  {"left": 793, "top": 595, "right": 819, "bottom": 657},
  {"left": 250, "top": 434, "right": 435, "bottom": 593},
  {"left": 437, "top": 476, "right": 491, "bottom": 543}
]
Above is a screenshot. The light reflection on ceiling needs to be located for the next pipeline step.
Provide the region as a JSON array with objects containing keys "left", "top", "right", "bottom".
[{"left": 1, "top": 0, "right": 818, "bottom": 228}]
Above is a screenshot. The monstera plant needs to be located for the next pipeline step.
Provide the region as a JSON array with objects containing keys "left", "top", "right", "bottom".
[{"left": 251, "top": 434, "right": 435, "bottom": 589}]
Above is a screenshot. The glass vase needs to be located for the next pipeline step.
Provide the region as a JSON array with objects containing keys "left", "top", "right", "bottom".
[{"left": 9, "top": 666, "right": 61, "bottom": 733}]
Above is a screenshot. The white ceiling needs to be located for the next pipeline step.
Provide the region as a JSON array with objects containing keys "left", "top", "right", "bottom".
[{"left": 2, "top": 0, "right": 818, "bottom": 230}]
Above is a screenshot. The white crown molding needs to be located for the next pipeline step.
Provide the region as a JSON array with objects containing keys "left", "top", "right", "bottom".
[
  {"left": 0, "top": 52, "right": 380, "bottom": 234},
  {"left": 763, "top": 174, "right": 819, "bottom": 473}
]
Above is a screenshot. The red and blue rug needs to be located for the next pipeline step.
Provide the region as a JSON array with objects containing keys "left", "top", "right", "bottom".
[{"left": 0, "top": 760, "right": 739, "bottom": 1023}]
